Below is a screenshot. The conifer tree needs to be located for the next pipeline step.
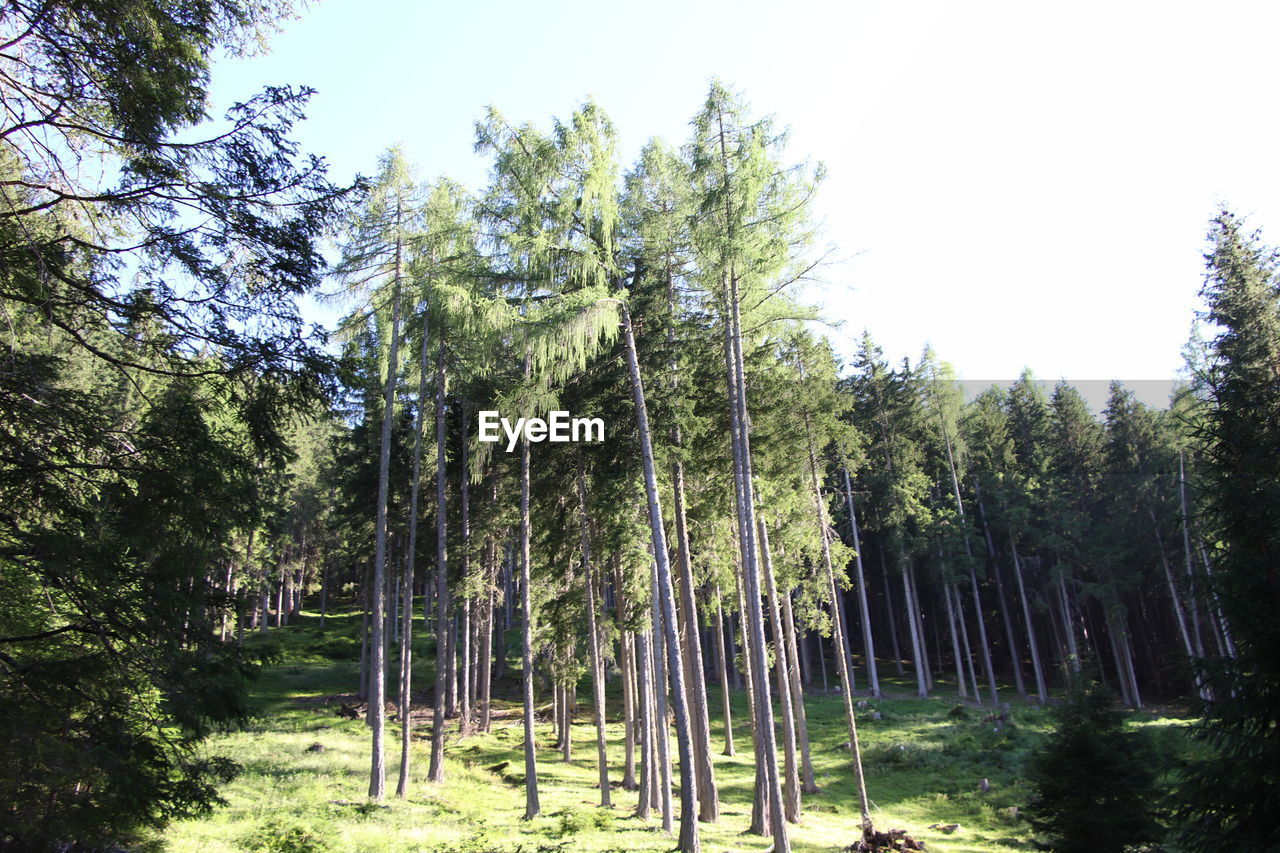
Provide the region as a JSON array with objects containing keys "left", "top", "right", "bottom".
[{"left": 1174, "top": 210, "right": 1280, "bottom": 851}]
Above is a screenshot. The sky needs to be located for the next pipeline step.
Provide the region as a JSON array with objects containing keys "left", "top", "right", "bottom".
[{"left": 209, "top": 1, "right": 1280, "bottom": 404}]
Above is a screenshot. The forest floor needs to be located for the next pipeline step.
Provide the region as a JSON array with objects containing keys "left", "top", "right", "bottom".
[{"left": 145, "top": 611, "right": 1194, "bottom": 853}]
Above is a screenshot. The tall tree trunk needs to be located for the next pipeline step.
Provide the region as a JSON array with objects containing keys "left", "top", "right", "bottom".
[
  {"left": 736, "top": 567, "right": 768, "bottom": 837},
  {"left": 575, "top": 461, "right": 611, "bottom": 806},
  {"left": 1056, "top": 569, "right": 1081, "bottom": 674},
  {"left": 635, "top": 610, "right": 655, "bottom": 818},
  {"left": 841, "top": 469, "right": 880, "bottom": 696},
  {"left": 944, "top": 579, "right": 968, "bottom": 700},
  {"left": 878, "top": 547, "right": 904, "bottom": 677},
  {"left": 396, "top": 555, "right": 415, "bottom": 796},
  {"left": 518, "top": 352, "right": 539, "bottom": 819},
  {"left": 672, "top": 459, "right": 718, "bottom": 821},
  {"left": 804, "top": 418, "right": 863, "bottom": 758},
  {"left": 901, "top": 558, "right": 929, "bottom": 698},
  {"left": 663, "top": 259, "right": 719, "bottom": 823},
  {"left": 781, "top": 591, "right": 818, "bottom": 794},
  {"left": 1010, "top": 538, "right": 1048, "bottom": 703},
  {"left": 758, "top": 518, "right": 800, "bottom": 823},
  {"left": 974, "top": 480, "right": 1026, "bottom": 696},
  {"left": 651, "top": 563, "right": 674, "bottom": 834},
  {"left": 713, "top": 594, "right": 735, "bottom": 756},
  {"left": 459, "top": 403, "right": 473, "bottom": 734},
  {"left": 620, "top": 304, "right": 700, "bottom": 852},
  {"left": 617, "top": 561, "right": 638, "bottom": 791},
  {"left": 429, "top": 329, "right": 449, "bottom": 783},
  {"left": 395, "top": 298, "right": 433, "bottom": 796},
  {"left": 953, "top": 584, "right": 980, "bottom": 697},
  {"left": 368, "top": 232, "right": 404, "bottom": 800}
]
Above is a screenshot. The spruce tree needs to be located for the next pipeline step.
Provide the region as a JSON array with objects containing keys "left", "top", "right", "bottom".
[
  {"left": 1174, "top": 210, "right": 1280, "bottom": 851},
  {"left": 1026, "top": 681, "right": 1161, "bottom": 853}
]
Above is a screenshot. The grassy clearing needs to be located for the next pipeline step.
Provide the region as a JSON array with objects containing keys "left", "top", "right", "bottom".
[{"left": 145, "top": 612, "right": 1193, "bottom": 852}]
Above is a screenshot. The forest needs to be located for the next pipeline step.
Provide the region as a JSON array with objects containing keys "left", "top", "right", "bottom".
[{"left": 2, "top": 1, "right": 1278, "bottom": 852}]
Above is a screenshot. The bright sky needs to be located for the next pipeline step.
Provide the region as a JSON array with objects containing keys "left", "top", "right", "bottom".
[{"left": 210, "top": 0, "right": 1280, "bottom": 398}]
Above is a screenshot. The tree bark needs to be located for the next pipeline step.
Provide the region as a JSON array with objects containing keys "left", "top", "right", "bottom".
[
  {"left": 758, "top": 518, "right": 800, "bottom": 822},
  {"left": 1010, "top": 538, "right": 1048, "bottom": 703},
  {"left": 713, "top": 594, "right": 735, "bottom": 756},
  {"left": 368, "top": 230, "right": 404, "bottom": 800},
  {"left": 620, "top": 304, "right": 699, "bottom": 851},
  {"left": 840, "top": 469, "right": 880, "bottom": 696},
  {"left": 428, "top": 329, "right": 449, "bottom": 783},
  {"left": 518, "top": 352, "right": 540, "bottom": 819}
]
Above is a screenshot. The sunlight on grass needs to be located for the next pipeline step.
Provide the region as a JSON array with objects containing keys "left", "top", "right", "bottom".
[{"left": 146, "top": 615, "right": 1192, "bottom": 853}]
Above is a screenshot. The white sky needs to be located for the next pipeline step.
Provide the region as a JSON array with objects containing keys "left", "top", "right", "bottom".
[{"left": 210, "top": 1, "right": 1280, "bottom": 398}]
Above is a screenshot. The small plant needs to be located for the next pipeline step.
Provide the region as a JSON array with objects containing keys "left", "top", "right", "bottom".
[{"left": 243, "top": 817, "right": 331, "bottom": 853}]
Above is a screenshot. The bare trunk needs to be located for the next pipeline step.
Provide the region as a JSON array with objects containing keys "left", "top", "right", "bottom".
[
  {"left": 782, "top": 590, "right": 818, "bottom": 794},
  {"left": 713, "top": 595, "right": 735, "bottom": 756},
  {"left": 944, "top": 580, "right": 968, "bottom": 699},
  {"left": 574, "top": 461, "right": 611, "bottom": 805},
  {"left": 758, "top": 519, "right": 800, "bottom": 822},
  {"left": 428, "top": 330, "right": 449, "bottom": 783},
  {"left": 902, "top": 559, "right": 929, "bottom": 698},
  {"left": 841, "top": 470, "right": 880, "bottom": 696},
  {"left": 1010, "top": 539, "right": 1048, "bottom": 703},
  {"left": 459, "top": 405, "right": 473, "bottom": 733},
  {"left": 620, "top": 304, "right": 699, "bottom": 851},
  {"left": 518, "top": 352, "right": 540, "bottom": 819},
  {"left": 368, "top": 233, "right": 404, "bottom": 800}
]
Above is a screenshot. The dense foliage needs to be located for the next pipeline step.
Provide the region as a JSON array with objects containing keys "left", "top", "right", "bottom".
[{"left": 0, "top": 0, "right": 345, "bottom": 847}]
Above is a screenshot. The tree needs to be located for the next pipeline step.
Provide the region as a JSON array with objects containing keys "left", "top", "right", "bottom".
[
  {"left": 329, "top": 146, "right": 422, "bottom": 800},
  {"left": 0, "top": 0, "right": 344, "bottom": 845},
  {"left": 1174, "top": 210, "right": 1280, "bottom": 851},
  {"left": 1026, "top": 681, "right": 1161, "bottom": 853}
]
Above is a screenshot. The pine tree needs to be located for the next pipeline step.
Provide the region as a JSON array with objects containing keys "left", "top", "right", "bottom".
[
  {"left": 1026, "top": 681, "right": 1161, "bottom": 853},
  {"left": 1174, "top": 210, "right": 1280, "bottom": 851}
]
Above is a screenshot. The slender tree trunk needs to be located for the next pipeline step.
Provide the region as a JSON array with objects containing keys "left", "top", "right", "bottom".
[
  {"left": 974, "top": 480, "right": 1026, "bottom": 696},
  {"left": 368, "top": 232, "right": 405, "bottom": 800},
  {"left": 944, "top": 579, "right": 968, "bottom": 700},
  {"left": 429, "top": 330, "right": 449, "bottom": 783},
  {"left": 758, "top": 519, "right": 800, "bottom": 822},
  {"left": 841, "top": 470, "right": 880, "bottom": 696},
  {"left": 713, "top": 595, "right": 735, "bottom": 756},
  {"left": 517, "top": 352, "right": 540, "bottom": 819},
  {"left": 1056, "top": 570, "right": 1081, "bottom": 674},
  {"left": 651, "top": 563, "right": 674, "bottom": 834},
  {"left": 953, "top": 583, "right": 980, "bottom": 696},
  {"left": 782, "top": 590, "right": 818, "bottom": 794},
  {"left": 878, "top": 547, "right": 904, "bottom": 677},
  {"left": 620, "top": 304, "right": 700, "bottom": 852},
  {"left": 1010, "top": 539, "right": 1048, "bottom": 703},
  {"left": 396, "top": 555, "right": 415, "bottom": 796},
  {"left": 575, "top": 463, "right": 611, "bottom": 806},
  {"left": 616, "top": 557, "right": 638, "bottom": 791},
  {"left": 797, "top": 399, "right": 863, "bottom": 775},
  {"left": 737, "top": 568, "right": 768, "bottom": 837},
  {"left": 459, "top": 404, "right": 473, "bottom": 734},
  {"left": 635, "top": 611, "right": 655, "bottom": 818},
  {"left": 672, "top": 460, "right": 718, "bottom": 821},
  {"left": 902, "top": 560, "right": 929, "bottom": 698},
  {"left": 480, "top": 585, "right": 494, "bottom": 733},
  {"left": 358, "top": 563, "right": 371, "bottom": 702}
]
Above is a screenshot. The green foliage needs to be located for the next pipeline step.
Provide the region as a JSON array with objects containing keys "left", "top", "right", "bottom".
[
  {"left": 1026, "top": 682, "right": 1162, "bottom": 853},
  {"left": 0, "top": 0, "right": 345, "bottom": 846},
  {"left": 244, "top": 816, "right": 333, "bottom": 853},
  {"left": 1173, "top": 210, "right": 1280, "bottom": 851}
]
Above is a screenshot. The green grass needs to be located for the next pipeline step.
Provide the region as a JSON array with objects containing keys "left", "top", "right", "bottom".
[{"left": 145, "top": 612, "right": 1194, "bottom": 853}]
